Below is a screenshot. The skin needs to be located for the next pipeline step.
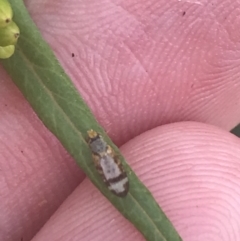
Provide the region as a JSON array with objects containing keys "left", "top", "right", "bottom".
[{"left": 1, "top": 0, "right": 240, "bottom": 240}]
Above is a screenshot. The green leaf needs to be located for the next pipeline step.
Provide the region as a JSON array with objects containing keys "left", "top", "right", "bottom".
[{"left": 0, "top": 1, "right": 183, "bottom": 241}]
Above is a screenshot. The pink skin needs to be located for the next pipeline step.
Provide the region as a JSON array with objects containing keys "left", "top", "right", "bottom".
[{"left": 1, "top": 0, "right": 240, "bottom": 240}]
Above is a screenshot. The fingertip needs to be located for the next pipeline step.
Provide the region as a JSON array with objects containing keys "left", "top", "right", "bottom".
[
  {"left": 122, "top": 122, "right": 240, "bottom": 240},
  {"left": 33, "top": 122, "right": 240, "bottom": 241}
]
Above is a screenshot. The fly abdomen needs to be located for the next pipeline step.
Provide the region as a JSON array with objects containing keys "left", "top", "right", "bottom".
[{"left": 108, "top": 175, "right": 129, "bottom": 197}]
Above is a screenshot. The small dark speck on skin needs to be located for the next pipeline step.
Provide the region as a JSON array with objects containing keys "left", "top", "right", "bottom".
[
  {"left": 72, "top": 53, "right": 75, "bottom": 57},
  {"left": 5, "top": 104, "right": 7, "bottom": 107},
  {"left": 21, "top": 150, "right": 23, "bottom": 153},
  {"left": 182, "top": 11, "right": 186, "bottom": 16}
]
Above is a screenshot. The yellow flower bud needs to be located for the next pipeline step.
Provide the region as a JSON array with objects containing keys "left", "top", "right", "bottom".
[
  {"left": 0, "top": 0, "right": 13, "bottom": 28},
  {"left": 0, "top": 44, "right": 15, "bottom": 59},
  {"left": 0, "top": 20, "right": 20, "bottom": 46}
]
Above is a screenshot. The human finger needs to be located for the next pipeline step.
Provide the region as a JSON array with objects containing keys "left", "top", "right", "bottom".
[{"left": 32, "top": 122, "right": 240, "bottom": 241}]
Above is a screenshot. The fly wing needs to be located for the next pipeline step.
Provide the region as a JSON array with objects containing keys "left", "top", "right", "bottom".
[
  {"left": 100, "top": 155, "right": 122, "bottom": 181},
  {"left": 100, "top": 155, "right": 129, "bottom": 197}
]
